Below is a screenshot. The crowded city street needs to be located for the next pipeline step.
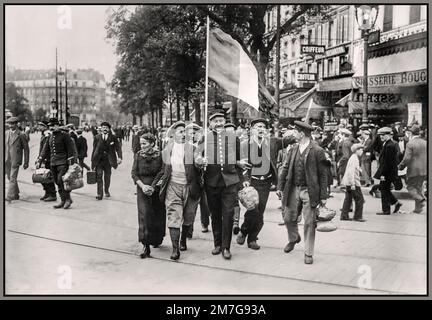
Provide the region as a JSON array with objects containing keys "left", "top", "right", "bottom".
[{"left": 5, "top": 131, "right": 426, "bottom": 295}]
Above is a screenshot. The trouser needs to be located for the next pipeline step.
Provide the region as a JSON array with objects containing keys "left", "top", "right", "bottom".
[
  {"left": 361, "top": 158, "right": 372, "bottom": 185},
  {"left": 165, "top": 181, "right": 199, "bottom": 228},
  {"left": 79, "top": 158, "right": 91, "bottom": 171},
  {"left": 240, "top": 178, "right": 272, "bottom": 243},
  {"left": 96, "top": 158, "right": 112, "bottom": 196},
  {"left": 379, "top": 180, "right": 398, "bottom": 214},
  {"left": 406, "top": 176, "right": 426, "bottom": 211},
  {"left": 283, "top": 186, "right": 316, "bottom": 257},
  {"left": 206, "top": 183, "right": 238, "bottom": 250},
  {"left": 200, "top": 190, "right": 211, "bottom": 227},
  {"left": 51, "top": 164, "right": 71, "bottom": 201},
  {"left": 341, "top": 187, "right": 364, "bottom": 219},
  {"left": 42, "top": 181, "right": 57, "bottom": 196},
  {"left": 5, "top": 160, "right": 20, "bottom": 199}
]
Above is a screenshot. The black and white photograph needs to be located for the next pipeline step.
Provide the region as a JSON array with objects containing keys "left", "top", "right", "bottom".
[{"left": 3, "top": 2, "right": 428, "bottom": 298}]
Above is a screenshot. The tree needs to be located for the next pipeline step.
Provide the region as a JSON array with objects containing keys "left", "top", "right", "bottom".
[
  {"left": 5, "top": 82, "right": 33, "bottom": 123},
  {"left": 34, "top": 108, "right": 47, "bottom": 122}
]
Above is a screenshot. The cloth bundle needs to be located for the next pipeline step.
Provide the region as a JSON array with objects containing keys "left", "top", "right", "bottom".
[
  {"left": 62, "top": 163, "right": 84, "bottom": 191},
  {"left": 32, "top": 168, "right": 54, "bottom": 184},
  {"left": 316, "top": 205, "right": 337, "bottom": 232},
  {"left": 238, "top": 186, "right": 259, "bottom": 211}
]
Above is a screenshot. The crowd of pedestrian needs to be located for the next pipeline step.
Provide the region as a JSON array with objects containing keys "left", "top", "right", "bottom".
[{"left": 4, "top": 113, "right": 427, "bottom": 265}]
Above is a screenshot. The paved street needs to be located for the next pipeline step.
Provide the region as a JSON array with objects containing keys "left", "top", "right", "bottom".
[{"left": 5, "top": 132, "right": 427, "bottom": 295}]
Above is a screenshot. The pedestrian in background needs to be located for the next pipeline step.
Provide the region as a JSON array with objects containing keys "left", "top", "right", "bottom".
[
  {"left": 398, "top": 125, "right": 427, "bottom": 214},
  {"left": 375, "top": 127, "right": 403, "bottom": 215},
  {"left": 5, "top": 117, "right": 30, "bottom": 202},
  {"left": 131, "top": 133, "right": 166, "bottom": 258},
  {"left": 37, "top": 118, "right": 76, "bottom": 209},
  {"left": 91, "top": 121, "right": 123, "bottom": 200},
  {"left": 76, "top": 129, "right": 90, "bottom": 171},
  {"left": 361, "top": 129, "right": 373, "bottom": 187},
  {"left": 340, "top": 143, "right": 366, "bottom": 222}
]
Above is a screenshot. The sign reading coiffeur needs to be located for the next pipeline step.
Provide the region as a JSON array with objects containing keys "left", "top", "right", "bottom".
[
  {"left": 300, "top": 45, "right": 325, "bottom": 55},
  {"left": 353, "top": 69, "right": 427, "bottom": 87}
]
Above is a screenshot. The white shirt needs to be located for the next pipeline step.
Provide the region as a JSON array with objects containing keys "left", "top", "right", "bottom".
[
  {"left": 171, "top": 142, "right": 187, "bottom": 184},
  {"left": 299, "top": 139, "right": 310, "bottom": 154}
]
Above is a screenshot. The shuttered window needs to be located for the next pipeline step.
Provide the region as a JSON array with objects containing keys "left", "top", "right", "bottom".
[
  {"left": 383, "top": 5, "right": 393, "bottom": 32},
  {"left": 410, "top": 5, "right": 421, "bottom": 24}
]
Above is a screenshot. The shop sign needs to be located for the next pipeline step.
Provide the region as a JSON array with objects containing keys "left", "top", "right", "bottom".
[
  {"left": 407, "top": 103, "right": 422, "bottom": 126},
  {"left": 353, "top": 69, "right": 427, "bottom": 88},
  {"left": 325, "top": 45, "right": 347, "bottom": 58},
  {"left": 297, "top": 73, "right": 317, "bottom": 81},
  {"left": 353, "top": 93, "right": 402, "bottom": 104},
  {"left": 301, "top": 45, "right": 325, "bottom": 55}
]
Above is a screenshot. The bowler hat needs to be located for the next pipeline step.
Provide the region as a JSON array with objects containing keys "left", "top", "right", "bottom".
[
  {"left": 293, "top": 120, "right": 314, "bottom": 132},
  {"left": 377, "top": 127, "right": 392, "bottom": 135},
  {"left": 6, "top": 117, "right": 19, "bottom": 124},
  {"left": 209, "top": 112, "right": 225, "bottom": 121},
  {"left": 100, "top": 121, "right": 111, "bottom": 128},
  {"left": 250, "top": 118, "right": 269, "bottom": 128}
]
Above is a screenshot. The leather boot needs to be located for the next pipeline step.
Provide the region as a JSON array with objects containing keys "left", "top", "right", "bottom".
[
  {"left": 40, "top": 193, "right": 49, "bottom": 201},
  {"left": 180, "top": 225, "right": 189, "bottom": 251},
  {"left": 169, "top": 228, "right": 181, "bottom": 260}
]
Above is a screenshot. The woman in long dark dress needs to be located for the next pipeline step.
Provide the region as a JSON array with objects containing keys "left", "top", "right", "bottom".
[{"left": 131, "top": 133, "right": 166, "bottom": 258}]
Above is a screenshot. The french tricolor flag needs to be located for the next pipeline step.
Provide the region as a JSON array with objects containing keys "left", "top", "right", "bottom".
[{"left": 208, "top": 28, "right": 260, "bottom": 111}]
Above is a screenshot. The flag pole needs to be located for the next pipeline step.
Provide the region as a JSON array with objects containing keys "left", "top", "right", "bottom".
[{"left": 204, "top": 15, "right": 210, "bottom": 161}]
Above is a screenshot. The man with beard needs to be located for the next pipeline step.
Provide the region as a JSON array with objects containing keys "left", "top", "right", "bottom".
[
  {"left": 91, "top": 121, "right": 123, "bottom": 200},
  {"left": 37, "top": 118, "right": 75, "bottom": 209},
  {"left": 5, "top": 117, "right": 30, "bottom": 202},
  {"left": 36, "top": 121, "right": 57, "bottom": 202},
  {"left": 276, "top": 121, "right": 328, "bottom": 264},
  {"left": 195, "top": 113, "right": 245, "bottom": 260}
]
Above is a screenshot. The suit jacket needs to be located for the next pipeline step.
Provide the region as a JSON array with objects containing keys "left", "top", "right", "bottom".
[
  {"left": 132, "top": 132, "right": 143, "bottom": 154},
  {"left": 91, "top": 133, "right": 122, "bottom": 169},
  {"left": 374, "top": 139, "right": 399, "bottom": 182},
  {"left": 76, "top": 136, "right": 88, "bottom": 159},
  {"left": 5, "top": 129, "right": 29, "bottom": 167},
  {"left": 362, "top": 137, "right": 373, "bottom": 162},
  {"left": 240, "top": 136, "right": 283, "bottom": 186},
  {"left": 277, "top": 140, "right": 328, "bottom": 209},
  {"left": 398, "top": 136, "right": 427, "bottom": 178},
  {"left": 199, "top": 130, "right": 244, "bottom": 188},
  {"left": 39, "top": 133, "right": 51, "bottom": 168},
  {"left": 39, "top": 130, "right": 75, "bottom": 166},
  {"left": 159, "top": 141, "right": 202, "bottom": 201}
]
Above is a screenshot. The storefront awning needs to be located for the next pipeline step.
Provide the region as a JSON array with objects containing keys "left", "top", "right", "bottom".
[
  {"left": 318, "top": 76, "right": 353, "bottom": 91},
  {"left": 285, "top": 86, "right": 328, "bottom": 118}
]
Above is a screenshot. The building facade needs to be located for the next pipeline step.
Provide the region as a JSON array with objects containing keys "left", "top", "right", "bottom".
[
  {"left": 6, "top": 68, "right": 107, "bottom": 125},
  {"left": 265, "top": 5, "right": 427, "bottom": 126}
]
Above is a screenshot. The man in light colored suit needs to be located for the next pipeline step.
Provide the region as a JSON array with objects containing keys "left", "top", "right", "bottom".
[
  {"left": 398, "top": 125, "right": 427, "bottom": 214},
  {"left": 5, "top": 117, "right": 29, "bottom": 202}
]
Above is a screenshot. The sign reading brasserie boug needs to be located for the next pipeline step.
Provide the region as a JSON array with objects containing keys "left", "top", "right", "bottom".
[{"left": 353, "top": 69, "right": 426, "bottom": 88}]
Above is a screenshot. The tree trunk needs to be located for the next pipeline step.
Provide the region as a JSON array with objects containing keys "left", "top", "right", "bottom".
[
  {"left": 176, "top": 93, "right": 181, "bottom": 121},
  {"left": 139, "top": 114, "right": 143, "bottom": 126},
  {"left": 230, "top": 97, "right": 238, "bottom": 126},
  {"left": 184, "top": 93, "right": 190, "bottom": 122},
  {"left": 159, "top": 104, "right": 163, "bottom": 127},
  {"left": 169, "top": 101, "right": 173, "bottom": 125},
  {"left": 193, "top": 98, "right": 201, "bottom": 126},
  {"left": 151, "top": 109, "right": 154, "bottom": 128}
]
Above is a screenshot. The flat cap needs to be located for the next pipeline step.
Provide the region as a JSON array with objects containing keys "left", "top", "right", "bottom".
[
  {"left": 339, "top": 128, "right": 352, "bottom": 136},
  {"left": 293, "top": 120, "right": 314, "bottom": 132},
  {"left": 66, "top": 123, "right": 75, "bottom": 129},
  {"left": 224, "top": 123, "right": 236, "bottom": 129},
  {"left": 76, "top": 129, "right": 83, "bottom": 134},
  {"left": 38, "top": 121, "right": 48, "bottom": 127},
  {"left": 362, "top": 130, "right": 371, "bottom": 135},
  {"left": 351, "top": 143, "right": 364, "bottom": 153},
  {"left": 250, "top": 118, "right": 269, "bottom": 128},
  {"left": 6, "top": 117, "right": 19, "bottom": 123},
  {"left": 209, "top": 112, "right": 225, "bottom": 121},
  {"left": 394, "top": 121, "right": 401, "bottom": 125},
  {"left": 186, "top": 123, "right": 202, "bottom": 130},
  {"left": 172, "top": 121, "right": 186, "bottom": 130},
  {"left": 100, "top": 121, "right": 111, "bottom": 128},
  {"left": 407, "top": 124, "right": 420, "bottom": 135},
  {"left": 377, "top": 127, "right": 392, "bottom": 135},
  {"left": 359, "top": 124, "right": 370, "bottom": 130},
  {"left": 346, "top": 124, "right": 353, "bottom": 129}
]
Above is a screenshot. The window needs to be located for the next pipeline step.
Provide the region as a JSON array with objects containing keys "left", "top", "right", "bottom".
[
  {"left": 308, "top": 29, "right": 313, "bottom": 44},
  {"left": 393, "top": 6, "right": 410, "bottom": 29},
  {"left": 328, "top": 20, "right": 334, "bottom": 47},
  {"left": 328, "top": 59, "right": 334, "bottom": 76},
  {"left": 342, "top": 15, "right": 348, "bottom": 43},
  {"left": 83, "top": 82, "right": 86, "bottom": 87},
  {"left": 291, "top": 39, "right": 296, "bottom": 58},
  {"left": 383, "top": 5, "right": 393, "bottom": 32},
  {"left": 410, "top": 5, "right": 421, "bottom": 24},
  {"left": 291, "top": 70, "right": 295, "bottom": 82},
  {"left": 317, "top": 25, "right": 322, "bottom": 45},
  {"left": 75, "top": 81, "right": 78, "bottom": 87}
]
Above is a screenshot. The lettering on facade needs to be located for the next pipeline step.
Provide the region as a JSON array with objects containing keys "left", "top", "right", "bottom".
[
  {"left": 353, "top": 69, "right": 427, "bottom": 88},
  {"left": 297, "top": 73, "right": 317, "bottom": 81},
  {"left": 325, "top": 45, "right": 347, "bottom": 58},
  {"left": 353, "top": 93, "right": 403, "bottom": 104},
  {"left": 300, "top": 45, "right": 325, "bottom": 55}
]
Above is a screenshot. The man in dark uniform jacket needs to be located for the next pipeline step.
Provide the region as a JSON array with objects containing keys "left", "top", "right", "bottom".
[
  {"left": 195, "top": 113, "right": 245, "bottom": 260},
  {"left": 91, "top": 121, "right": 123, "bottom": 200},
  {"left": 76, "top": 129, "right": 90, "bottom": 171},
  {"left": 277, "top": 121, "right": 328, "bottom": 265},
  {"left": 38, "top": 118, "right": 76, "bottom": 209},
  {"left": 375, "top": 127, "right": 403, "bottom": 215},
  {"left": 236, "top": 118, "right": 287, "bottom": 250},
  {"left": 37, "top": 121, "right": 57, "bottom": 202}
]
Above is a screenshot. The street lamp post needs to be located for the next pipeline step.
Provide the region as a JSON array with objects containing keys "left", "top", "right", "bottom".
[
  {"left": 58, "top": 68, "right": 65, "bottom": 125},
  {"left": 355, "top": 5, "right": 379, "bottom": 124},
  {"left": 51, "top": 98, "right": 57, "bottom": 119}
]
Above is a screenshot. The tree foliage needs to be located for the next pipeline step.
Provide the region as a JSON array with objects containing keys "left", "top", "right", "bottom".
[{"left": 5, "top": 82, "right": 33, "bottom": 122}]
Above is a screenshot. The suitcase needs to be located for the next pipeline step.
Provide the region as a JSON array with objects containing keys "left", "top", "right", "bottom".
[
  {"left": 32, "top": 168, "right": 54, "bottom": 184},
  {"left": 86, "top": 171, "right": 97, "bottom": 185}
]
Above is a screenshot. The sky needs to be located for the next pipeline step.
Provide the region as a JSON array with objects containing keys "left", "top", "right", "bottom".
[{"left": 6, "top": 5, "right": 121, "bottom": 82}]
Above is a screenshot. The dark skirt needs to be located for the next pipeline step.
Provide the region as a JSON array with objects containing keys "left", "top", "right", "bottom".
[{"left": 137, "top": 186, "right": 166, "bottom": 246}]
